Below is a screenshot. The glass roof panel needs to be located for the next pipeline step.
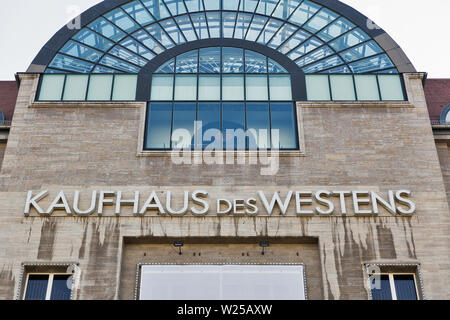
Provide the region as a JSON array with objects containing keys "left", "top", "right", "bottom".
[
  {"left": 278, "top": 29, "right": 311, "bottom": 54},
  {"left": 146, "top": 23, "right": 176, "bottom": 48},
  {"left": 159, "top": 18, "right": 186, "bottom": 44},
  {"left": 141, "top": 0, "right": 171, "bottom": 20},
  {"left": 184, "top": 0, "right": 204, "bottom": 12},
  {"left": 47, "top": 0, "right": 398, "bottom": 74},
  {"left": 289, "top": 0, "right": 320, "bottom": 26},
  {"left": 234, "top": 13, "right": 253, "bottom": 39},
  {"left": 223, "top": 12, "right": 238, "bottom": 38},
  {"left": 88, "top": 17, "right": 126, "bottom": 42},
  {"left": 349, "top": 54, "right": 394, "bottom": 73},
  {"left": 329, "top": 28, "right": 370, "bottom": 52},
  {"left": 190, "top": 12, "right": 209, "bottom": 39},
  {"left": 340, "top": 40, "right": 383, "bottom": 63},
  {"left": 317, "top": 17, "right": 355, "bottom": 42},
  {"left": 268, "top": 23, "right": 297, "bottom": 49},
  {"left": 109, "top": 45, "right": 149, "bottom": 67},
  {"left": 175, "top": 15, "right": 198, "bottom": 41},
  {"left": 206, "top": 12, "right": 221, "bottom": 38},
  {"left": 73, "top": 29, "right": 114, "bottom": 52},
  {"left": 104, "top": 8, "right": 140, "bottom": 33},
  {"left": 60, "top": 40, "right": 102, "bottom": 62},
  {"left": 49, "top": 54, "right": 94, "bottom": 73},
  {"left": 302, "top": 55, "right": 343, "bottom": 73},
  {"left": 303, "top": 8, "right": 339, "bottom": 34},
  {"left": 100, "top": 55, "right": 141, "bottom": 72},
  {"left": 295, "top": 45, "right": 334, "bottom": 67},
  {"left": 132, "top": 29, "right": 165, "bottom": 54},
  {"left": 272, "top": 0, "right": 302, "bottom": 20},
  {"left": 256, "top": 0, "right": 280, "bottom": 16},
  {"left": 122, "top": 1, "right": 154, "bottom": 26},
  {"left": 163, "top": 0, "right": 187, "bottom": 16},
  {"left": 245, "top": 50, "right": 268, "bottom": 73},
  {"left": 93, "top": 65, "right": 120, "bottom": 73},
  {"left": 203, "top": 0, "right": 220, "bottom": 11},
  {"left": 120, "top": 36, "right": 155, "bottom": 60},
  {"left": 223, "top": 0, "right": 240, "bottom": 11},
  {"left": 240, "top": 0, "right": 260, "bottom": 13},
  {"left": 245, "top": 15, "right": 269, "bottom": 41},
  {"left": 288, "top": 36, "right": 323, "bottom": 60},
  {"left": 257, "top": 18, "right": 284, "bottom": 44}
]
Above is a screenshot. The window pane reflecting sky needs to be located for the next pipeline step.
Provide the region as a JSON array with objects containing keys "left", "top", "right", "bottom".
[{"left": 0, "top": 0, "right": 449, "bottom": 79}]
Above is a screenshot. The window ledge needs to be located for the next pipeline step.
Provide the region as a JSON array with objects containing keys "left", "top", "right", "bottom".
[
  {"left": 136, "top": 150, "right": 306, "bottom": 158},
  {"left": 30, "top": 101, "right": 146, "bottom": 108},
  {"left": 298, "top": 101, "right": 413, "bottom": 108}
]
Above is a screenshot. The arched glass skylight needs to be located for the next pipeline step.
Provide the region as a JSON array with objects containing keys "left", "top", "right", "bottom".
[
  {"left": 45, "top": 0, "right": 397, "bottom": 74},
  {"left": 154, "top": 46, "right": 288, "bottom": 73}
]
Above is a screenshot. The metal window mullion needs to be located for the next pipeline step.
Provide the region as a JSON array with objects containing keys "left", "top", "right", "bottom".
[
  {"left": 327, "top": 74, "right": 333, "bottom": 101},
  {"left": 85, "top": 75, "right": 92, "bottom": 100},
  {"left": 375, "top": 75, "right": 383, "bottom": 101},
  {"left": 352, "top": 74, "right": 358, "bottom": 101},
  {"left": 110, "top": 74, "right": 116, "bottom": 101},
  {"left": 45, "top": 274, "right": 54, "bottom": 301},
  {"left": 59, "top": 74, "right": 68, "bottom": 101},
  {"left": 388, "top": 274, "right": 398, "bottom": 300}
]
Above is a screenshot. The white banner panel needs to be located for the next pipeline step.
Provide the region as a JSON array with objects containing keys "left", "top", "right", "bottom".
[{"left": 139, "top": 265, "right": 306, "bottom": 300}]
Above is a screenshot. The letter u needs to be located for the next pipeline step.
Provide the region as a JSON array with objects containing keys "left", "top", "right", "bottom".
[{"left": 73, "top": 190, "right": 97, "bottom": 215}]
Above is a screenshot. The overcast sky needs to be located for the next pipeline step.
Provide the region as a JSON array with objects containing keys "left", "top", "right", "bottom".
[{"left": 0, "top": 0, "right": 449, "bottom": 80}]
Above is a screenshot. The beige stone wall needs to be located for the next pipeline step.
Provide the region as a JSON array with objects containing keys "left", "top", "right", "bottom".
[
  {"left": 436, "top": 141, "right": 450, "bottom": 206},
  {"left": 0, "top": 73, "right": 448, "bottom": 300}
]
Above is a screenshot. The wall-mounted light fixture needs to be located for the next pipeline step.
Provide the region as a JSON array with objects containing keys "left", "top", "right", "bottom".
[
  {"left": 259, "top": 241, "right": 270, "bottom": 255},
  {"left": 173, "top": 241, "right": 184, "bottom": 255}
]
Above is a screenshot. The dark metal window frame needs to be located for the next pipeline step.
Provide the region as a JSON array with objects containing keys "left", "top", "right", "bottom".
[
  {"left": 305, "top": 73, "right": 408, "bottom": 102},
  {"left": 35, "top": 73, "right": 138, "bottom": 102},
  {"left": 144, "top": 44, "right": 299, "bottom": 151}
]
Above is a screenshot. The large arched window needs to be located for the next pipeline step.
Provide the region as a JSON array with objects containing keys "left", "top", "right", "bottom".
[{"left": 145, "top": 46, "right": 298, "bottom": 150}]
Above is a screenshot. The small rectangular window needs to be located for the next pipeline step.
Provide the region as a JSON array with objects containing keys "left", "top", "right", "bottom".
[
  {"left": 246, "top": 75, "right": 268, "bottom": 101},
  {"left": 247, "top": 102, "right": 270, "bottom": 149},
  {"left": 198, "top": 75, "right": 220, "bottom": 101},
  {"left": 370, "top": 273, "right": 418, "bottom": 300},
  {"left": 150, "top": 75, "right": 174, "bottom": 101},
  {"left": 269, "top": 75, "right": 292, "bottom": 101},
  {"left": 197, "top": 103, "right": 221, "bottom": 149},
  {"left": 270, "top": 102, "right": 298, "bottom": 150},
  {"left": 172, "top": 103, "right": 196, "bottom": 149},
  {"left": 145, "top": 103, "right": 173, "bottom": 149},
  {"left": 87, "top": 74, "right": 113, "bottom": 101},
  {"left": 174, "top": 75, "right": 197, "bottom": 101},
  {"left": 24, "top": 274, "right": 71, "bottom": 300},
  {"left": 305, "top": 75, "right": 330, "bottom": 101},
  {"left": 222, "top": 75, "right": 245, "bottom": 101},
  {"left": 354, "top": 75, "right": 380, "bottom": 101},
  {"left": 378, "top": 75, "right": 405, "bottom": 101},
  {"left": 330, "top": 75, "right": 355, "bottom": 101},
  {"left": 62, "top": 75, "right": 89, "bottom": 101},
  {"left": 39, "top": 74, "right": 65, "bottom": 101},
  {"left": 222, "top": 102, "right": 246, "bottom": 150},
  {"left": 112, "top": 74, "right": 137, "bottom": 101}
]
